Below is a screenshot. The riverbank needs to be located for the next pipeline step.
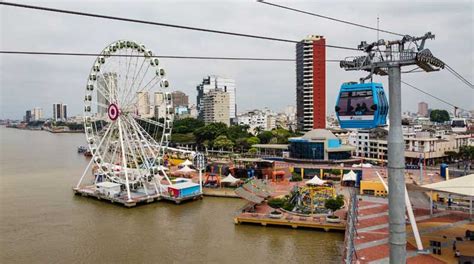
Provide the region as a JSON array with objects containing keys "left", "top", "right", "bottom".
[{"left": 5, "top": 125, "right": 83, "bottom": 133}]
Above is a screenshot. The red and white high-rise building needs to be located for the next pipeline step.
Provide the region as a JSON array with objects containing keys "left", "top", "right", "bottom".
[{"left": 296, "top": 35, "right": 326, "bottom": 131}]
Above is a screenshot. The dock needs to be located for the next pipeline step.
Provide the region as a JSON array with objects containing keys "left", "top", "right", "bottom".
[
  {"left": 234, "top": 212, "right": 346, "bottom": 231},
  {"left": 203, "top": 188, "right": 239, "bottom": 198},
  {"left": 73, "top": 185, "right": 202, "bottom": 207}
]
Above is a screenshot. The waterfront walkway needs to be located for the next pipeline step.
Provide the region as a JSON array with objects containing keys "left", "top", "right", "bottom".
[{"left": 353, "top": 197, "right": 473, "bottom": 263}]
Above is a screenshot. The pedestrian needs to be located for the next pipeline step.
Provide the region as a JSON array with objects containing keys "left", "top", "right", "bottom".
[
  {"left": 454, "top": 249, "right": 461, "bottom": 257},
  {"left": 453, "top": 240, "right": 457, "bottom": 251}
]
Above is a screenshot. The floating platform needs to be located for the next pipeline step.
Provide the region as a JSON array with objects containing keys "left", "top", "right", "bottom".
[
  {"left": 73, "top": 185, "right": 202, "bottom": 207},
  {"left": 234, "top": 212, "right": 346, "bottom": 232}
]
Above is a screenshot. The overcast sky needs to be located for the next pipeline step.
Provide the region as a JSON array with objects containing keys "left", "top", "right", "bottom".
[{"left": 1, "top": 0, "right": 473, "bottom": 120}]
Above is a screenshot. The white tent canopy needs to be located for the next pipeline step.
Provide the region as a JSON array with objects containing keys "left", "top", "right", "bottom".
[
  {"left": 180, "top": 159, "right": 193, "bottom": 166},
  {"left": 342, "top": 170, "right": 357, "bottom": 182},
  {"left": 305, "top": 175, "right": 326, "bottom": 186},
  {"left": 422, "top": 174, "right": 474, "bottom": 197},
  {"left": 221, "top": 173, "right": 240, "bottom": 184},
  {"left": 177, "top": 165, "right": 195, "bottom": 173}
]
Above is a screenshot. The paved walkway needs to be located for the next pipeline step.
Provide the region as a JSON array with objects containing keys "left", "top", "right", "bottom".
[{"left": 351, "top": 196, "right": 471, "bottom": 263}]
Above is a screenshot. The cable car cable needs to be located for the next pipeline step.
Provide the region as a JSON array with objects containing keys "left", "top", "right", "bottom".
[
  {"left": 257, "top": 0, "right": 405, "bottom": 37},
  {"left": 0, "top": 1, "right": 359, "bottom": 51},
  {"left": 0, "top": 50, "right": 342, "bottom": 62},
  {"left": 444, "top": 65, "right": 474, "bottom": 89},
  {"left": 257, "top": 1, "right": 473, "bottom": 90},
  {"left": 1, "top": 50, "right": 466, "bottom": 111},
  {"left": 401, "top": 81, "right": 469, "bottom": 112}
]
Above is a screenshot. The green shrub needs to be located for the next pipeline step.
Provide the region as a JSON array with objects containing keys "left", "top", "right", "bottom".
[
  {"left": 324, "top": 196, "right": 344, "bottom": 215},
  {"left": 282, "top": 202, "right": 294, "bottom": 211},
  {"left": 290, "top": 172, "right": 302, "bottom": 182},
  {"left": 268, "top": 198, "right": 285, "bottom": 208}
]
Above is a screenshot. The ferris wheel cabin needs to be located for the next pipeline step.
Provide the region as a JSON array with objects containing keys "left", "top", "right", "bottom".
[{"left": 335, "top": 82, "right": 388, "bottom": 129}]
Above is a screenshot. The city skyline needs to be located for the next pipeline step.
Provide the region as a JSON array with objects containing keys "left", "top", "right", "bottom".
[{"left": 1, "top": 1, "right": 472, "bottom": 120}]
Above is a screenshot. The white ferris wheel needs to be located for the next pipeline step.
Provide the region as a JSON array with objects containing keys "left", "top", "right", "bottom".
[{"left": 76, "top": 40, "right": 174, "bottom": 202}]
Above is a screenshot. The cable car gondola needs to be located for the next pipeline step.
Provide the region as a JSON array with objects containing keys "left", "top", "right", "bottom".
[
  {"left": 335, "top": 82, "right": 388, "bottom": 129},
  {"left": 451, "top": 118, "right": 467, "bottom": 133}
]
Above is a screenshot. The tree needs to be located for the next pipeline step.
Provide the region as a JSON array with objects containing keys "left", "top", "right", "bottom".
[
  {"left": 173, "top": 118, "right": 204, "bottom": 134},
  {"left": 193, "top": 122, "right": 228, "bottom": 145},
  {"left": 324, "top": 195, "right": 344, "bottom": 216},
  {"left": 459, "top": 146, "right": 474, "bottom": 161},
  {"left": 430, "top": 109, "right": 450, "bottom": 123},
  {"left": 257, "top": 131, "right": 273, "bottom": 144},
  {"left": 227, "top": 124, "right": 250, "bottom": 140},
  {"left": 269, "top": 137, "right": 279, "bottom": 144},
  {"left": 253, "top": 126, "right": 263, "bottom": 135},
  {"left": 235, "top": 138, "right": 250, "bottom": 152},
  {"left": 246, "top": 136, "right": 260, "bottom": 146},
  {"left": 330, "top": 169, "right": 342, "bottom": 176},
  {"left": 272, "top": 128, "right": 292, "bottom": 144},
  {"left": 248, "top": 147, "right": 258, "bottom": 155},
  {"left": 444, "top": 151, "right": 459, "bottom": 162},
  {"left": 171, "top": 133, "right": 196, "bottom": 143},
  {"left": 213, "top": 135, "right": 234, "bottom": 150}
]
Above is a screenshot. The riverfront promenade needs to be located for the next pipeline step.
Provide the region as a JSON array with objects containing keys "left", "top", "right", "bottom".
[{"left": 352, "top": 196, "right": 473, "bottom": 263}]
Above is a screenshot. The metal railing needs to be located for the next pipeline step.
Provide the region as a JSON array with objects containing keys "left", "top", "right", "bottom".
[{"left": 343, "top": 188, "right": 359, "bottom": 263}]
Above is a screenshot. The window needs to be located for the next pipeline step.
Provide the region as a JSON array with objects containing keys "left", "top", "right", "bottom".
[{"left": 337, "top": 90, "right": 375, "bottom": 116}]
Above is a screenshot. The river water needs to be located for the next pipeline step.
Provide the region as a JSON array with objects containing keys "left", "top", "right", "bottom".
[{"left": 0, "top": 126, "right": 343, "bottom": 263}]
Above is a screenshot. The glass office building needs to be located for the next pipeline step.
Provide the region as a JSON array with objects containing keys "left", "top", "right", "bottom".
[{"left": 288, "top": 129, "right": 353, "bottom": 161}]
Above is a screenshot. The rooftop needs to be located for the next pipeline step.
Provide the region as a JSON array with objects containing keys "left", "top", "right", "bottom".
[
  {"left": 252, "top": 144, "right": 289, "bottom": 150},
  {"left": 289, "top": 129, "right": 339, "bottom": 142}
]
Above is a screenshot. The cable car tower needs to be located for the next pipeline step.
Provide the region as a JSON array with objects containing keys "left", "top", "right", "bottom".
[{"left": 340, "top": 32, "right": 444, "bottom": 263}]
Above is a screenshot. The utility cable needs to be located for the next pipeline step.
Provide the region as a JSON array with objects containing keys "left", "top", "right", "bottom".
[
  {"left": 0, "top": 50, "right": 344, "bottom": 62},
  {"left": 401, "top": 81, "right": 468, "bottom": 112},
  {"left": 0, "top": 51, "right": 467, "bottom": 111},
  {"left": 0, "top": 1, "right": 359, "bottom": 51},
  {"left": 257, "top": 0, "right": 405, "bottom": 37}
]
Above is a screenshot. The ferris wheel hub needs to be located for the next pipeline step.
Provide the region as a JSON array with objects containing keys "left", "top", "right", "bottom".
[{"left": 107, "top": 103, "right": 119, "bottom": 121}]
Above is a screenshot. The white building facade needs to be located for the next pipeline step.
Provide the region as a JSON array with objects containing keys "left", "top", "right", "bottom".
[
  {"left": 31, "top": 107, "right": 43, "bottom": 121},
  {"left": 97, "top": 72, "right": 117, "bottom": 115},
  {"left": 53, "top": 103, "right": 67, "bottom": 121},
  {"left": 348, "top": 129, "right": 471, "bottom": 165},
  {"left": 196, "top": 75, "right": 236, "bottom": 123},
  {"left": 237, "top": 108, "right": 279, "bottom": 134},
  {"left": 202, "top": 90, "right": 230, "bottom": 126}
]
